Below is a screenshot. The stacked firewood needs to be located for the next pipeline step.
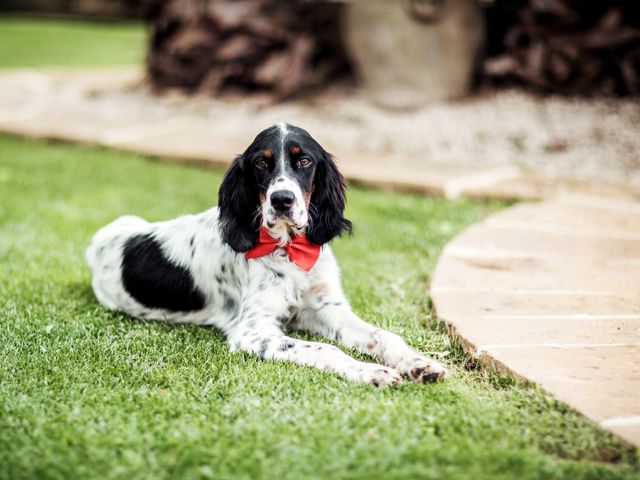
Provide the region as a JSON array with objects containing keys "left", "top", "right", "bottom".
[
  {"left": 483, "top": 0, "right": 640, "bottom": 95},
  {"left": 144, "top": 0, "right": 351, "bottom": 100},
  {"left": 143, "top": 0, "right": 639, "bottom": 98},
  {"left": 0, "top": 0, "right": 145, "bottom": 17}
]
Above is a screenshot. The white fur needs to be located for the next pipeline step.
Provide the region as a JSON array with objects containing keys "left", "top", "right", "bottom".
[
  {"left": 276, "top": 121, "right": 289, "bottom": 172},
  {"left": 86, "top": 207, "right": 448, "bottom": 386}
]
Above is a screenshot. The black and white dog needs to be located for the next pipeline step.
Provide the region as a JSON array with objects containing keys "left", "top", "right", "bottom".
[{"left": 86, "top": 123, "right": 448, "bottom": 386}]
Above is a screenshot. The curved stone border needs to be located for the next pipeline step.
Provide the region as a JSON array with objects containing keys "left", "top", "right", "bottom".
[{"left": 431, "top": 193, "right": 640, "bottom": 446}]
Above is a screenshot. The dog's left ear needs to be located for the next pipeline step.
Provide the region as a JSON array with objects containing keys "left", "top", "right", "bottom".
[
  {"left": 218, "top": 156, "right": 261, "bottom": 252},
  {"left": 307, "top": 152, "right": 352, "bottom": 245}
]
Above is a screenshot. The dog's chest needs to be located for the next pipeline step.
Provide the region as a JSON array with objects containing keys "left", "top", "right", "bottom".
[{"left": 245, "top": 249, "right": 311, "bottom": 305}]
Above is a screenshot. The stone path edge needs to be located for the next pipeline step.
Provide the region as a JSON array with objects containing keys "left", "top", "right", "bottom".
[
  {"left": 433, "top": 267, "right": 640, "bottom": 451},
  {"left": 430, "top": 197, "right": 640, "bottom": 447}
]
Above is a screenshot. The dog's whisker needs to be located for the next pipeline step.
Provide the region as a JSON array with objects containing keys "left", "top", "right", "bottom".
[
  {"left": 252, "top": 205, "right": 263, "bottom": 226},
  {"left": 308, "top": 202, "right": 319, "bottom": 217}
]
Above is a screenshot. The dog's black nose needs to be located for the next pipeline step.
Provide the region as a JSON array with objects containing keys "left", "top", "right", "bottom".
[{"left": 271, "top": 190, "right": 295, "bottom": 212}]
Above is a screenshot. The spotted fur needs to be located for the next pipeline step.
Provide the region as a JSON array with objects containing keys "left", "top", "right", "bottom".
[{"left": 86, "top": 123, "right": 448, "bottom": 386}]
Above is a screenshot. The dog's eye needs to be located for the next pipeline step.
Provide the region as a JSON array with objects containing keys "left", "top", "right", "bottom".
[
  {"left": 255, "top": 159, "right": 268, "bottom": 169},
  {"left": 297, "top": 158, "right": 312, "bottom": 168}
]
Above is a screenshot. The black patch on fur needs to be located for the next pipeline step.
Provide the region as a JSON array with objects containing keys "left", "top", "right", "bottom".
[
  {"left": 422, "top": 372, "right": 440, "bottom": 383},
  {"left": 222, "top": 291, "right": 237, "bottom": 312},
  {"left": 279, "top": 341, "right": 295, "bottom": 352},
  {"left": 121, "top": 234, "right": 205, "bottom": 312},
  {"left": 218, "top": 157, "right": 261, "bottom": 252},
  {"left": 258, "top": 338, "right": 271, "bottom": 357}
]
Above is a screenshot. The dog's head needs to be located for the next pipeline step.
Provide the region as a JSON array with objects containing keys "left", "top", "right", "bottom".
[{"left": 218, "top": 122, "right": 352, "bottom": 252}]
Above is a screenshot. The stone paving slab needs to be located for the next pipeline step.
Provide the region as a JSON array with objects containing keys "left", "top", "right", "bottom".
[
  {"left": 431, "top": 194, "right": 640, "bottom": 446},
  {"left": 0, "top": 68, "right": 141, "bottom": 93},
  {"left": 444, "top": 316, "right": 640, "bottom": 352},
  {"left": 330, "top": 151, "right": 522, "bottom": 198},
  {"left": 463, "top": 176, "right": 640, "bottom": 202},
  {"left": 443, "top": 224, "right": 640, "bottom": 262},
  {"left": 434, "top": 255, "right": 640, "bottom": 295},
  {"left": 491, "top": 202, "right": 640, "bottom": 234},
  {"left": 0, "top": 111, "right": 145, "bottom": 145},
  {"left": 111, "top": 124, "right": 245, "bottom": 167},
  {"left": 433, "top": 291, "right": 640, "bottom": 316}
]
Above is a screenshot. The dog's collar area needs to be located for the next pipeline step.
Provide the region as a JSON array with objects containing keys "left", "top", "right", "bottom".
[{"left": 245, "top": 227, "right": 320, "bottom": 272}]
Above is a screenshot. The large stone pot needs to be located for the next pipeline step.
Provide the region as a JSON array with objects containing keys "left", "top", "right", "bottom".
[{"left": 344, "top": 0, "right": 485, "bottom": 109}]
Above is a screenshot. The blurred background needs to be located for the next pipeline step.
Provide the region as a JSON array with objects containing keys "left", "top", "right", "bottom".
[{"left": 1, "top": 0, "right": 639, "bottom": 192}]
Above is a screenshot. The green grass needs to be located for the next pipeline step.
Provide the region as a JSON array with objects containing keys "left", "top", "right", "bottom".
[
  {"left": 0, "top": 134, "right": 638, "bottom": 480},
  {"left": 0, "top": 16, "right": 145, "bottom": 68}
]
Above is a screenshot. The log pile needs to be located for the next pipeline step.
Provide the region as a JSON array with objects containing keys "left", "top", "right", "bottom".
[
  {"left": 143, "top": 0, "right": 640, "bottom": 98},
  {"left": 144, "top": 0, "right": 352, "bottom": 100},
  {"left": 0, "top": 0, "right": 148, "bottom": 18},
  {"left": 483, "top": 0, "right": 640, "bottom": 95}
]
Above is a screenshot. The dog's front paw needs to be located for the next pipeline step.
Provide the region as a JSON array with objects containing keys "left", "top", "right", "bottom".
[
  {"left": 353, "top": 363, "right": 402, "bottom": 387},
  {"left": 397, "top": 355, "right": 449, "bottom": 383}
]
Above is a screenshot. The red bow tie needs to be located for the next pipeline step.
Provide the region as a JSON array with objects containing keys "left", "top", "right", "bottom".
[{"left": 245, "top": 227, "right": 321, "bottom": 272}]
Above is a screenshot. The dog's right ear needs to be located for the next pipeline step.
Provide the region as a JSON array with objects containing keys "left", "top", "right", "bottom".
[{"left": 218, "top": 155, "right": 260, "bottom": 252}]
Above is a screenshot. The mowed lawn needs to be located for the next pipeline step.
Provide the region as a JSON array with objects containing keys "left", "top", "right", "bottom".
[
  {"left": 0, "top": 135, "right": 638, "bottom": 480},
  {"left": 0, "top": 16, "right": 144, "bottom": 68}
]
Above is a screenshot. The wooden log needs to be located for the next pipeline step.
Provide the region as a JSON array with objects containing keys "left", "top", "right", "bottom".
[
  {"left": 145, "top": 0, "right": 352, "bottom": 101},
  {"left": 482, "top": 0, "right": 640, "bottom": 95}
]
